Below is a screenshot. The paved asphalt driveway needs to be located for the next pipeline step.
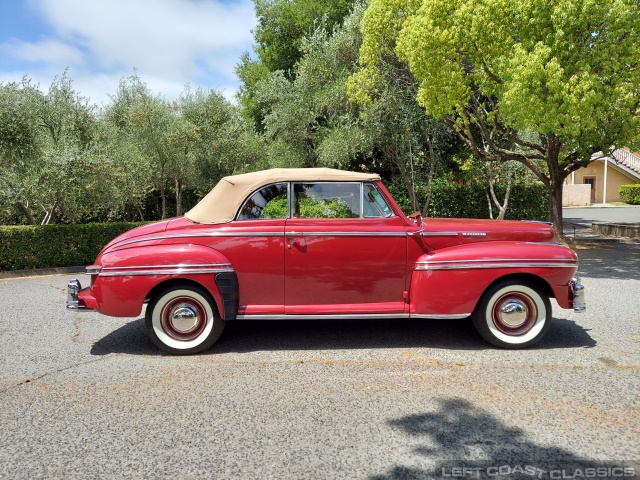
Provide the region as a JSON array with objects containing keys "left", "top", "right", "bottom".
[
  {"left": 564, "top": 205, "right": 640, "bottom": 225},
  {"left": 1, "top": 243, "right": 639, "bottom": 479}
]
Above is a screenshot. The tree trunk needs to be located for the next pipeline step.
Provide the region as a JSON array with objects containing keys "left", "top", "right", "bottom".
[
  {"left": 496, "top": 179, "right": 511, "bottom": 221},
  {"left": 487, "top": 163, "right": 512, "bottom": 221},
  {"left": 135, "top": 204, "right": 145, "bottom": 222},
  {"left": 546, "top": 144, "right": 566, "bottom": 241},
  {"left": 16, "top": 202, "right": 36, "bottom": 225},
  {"left": 175, "top": 178, "right": 183, "bottom": 217},
  {"left": 421, "top": 138, "right": 436, "bottom": 216},
  {"left": 403, "top": 176, "right": 418, "bottom": 212},
  {"left": 160, "top": 183, "right": 166, "bottom": 219},
  {"left": 548, "top": 175, "right": 565, "bottom": 242}
]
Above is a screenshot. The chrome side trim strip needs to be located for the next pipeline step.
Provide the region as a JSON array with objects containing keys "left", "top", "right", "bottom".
[
  {"left": 235, "top": 313, "right": 410, "bottom": 320},
  {"left": 421, "top": 231, "right": 459, "bottom": 237},
  {"left": 286, "top": 231, "right": 407, "bottom": 237},
  {"left": 98, "top": 264, "right": 234, "bottom": 277},
  {"left": 415, "top": 262, "right": 576, "bottom": 271},
  {"left": 234, "top": 313, "right": 471, "bottom": 320},
  {"left": 115, "top": 232, "right": 285, "bottom": 247},
  {"left": 100, "top": 264, "right": 233, "bottom": 270},
  {"left": 115, "top": 230, "right": 411, "bottom": 246},
  {"left": 415, "top": 258, "right": 577, "bottom": 265}
]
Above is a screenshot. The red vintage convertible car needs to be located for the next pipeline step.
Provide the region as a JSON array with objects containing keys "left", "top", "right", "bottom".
[{"left": 67, "top": 168, "right": 585, "bottom": 354}]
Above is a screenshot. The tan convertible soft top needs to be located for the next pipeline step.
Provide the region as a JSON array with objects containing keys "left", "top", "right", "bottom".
[{"left": 185, "top": 168, "right": 381, "bottom": 224}]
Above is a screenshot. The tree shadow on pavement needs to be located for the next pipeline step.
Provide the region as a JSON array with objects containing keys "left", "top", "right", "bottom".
[
  {"left": 90, "top": 315, "right": 596, "bottom": 356},
  {"left": 571, "top": 242, "right": 640, "bottom": 281},
  {"left": 371, "top": 398, "right": 634, "bottom": 480}
]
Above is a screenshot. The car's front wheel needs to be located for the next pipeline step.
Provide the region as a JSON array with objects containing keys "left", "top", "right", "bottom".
[
  {"left": 472, "top": 280, "right": 551, "bottom": 348},
  {"left": 145, "top": 284, "right": 224, "bottom": 355}
]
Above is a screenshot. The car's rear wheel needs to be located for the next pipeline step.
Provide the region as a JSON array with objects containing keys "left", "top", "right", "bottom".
[
  {"left": 145, "top": 284, "right": 224, "bottom": 355},
  {"left": 472, "top": 280, "right": 551, "bottom": 348}
]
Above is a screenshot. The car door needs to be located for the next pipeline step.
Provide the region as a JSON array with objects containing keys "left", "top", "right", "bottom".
[
  {"left": 284, "top": 182, "right": 407, "bottom": 316},
  {"left": 224, "top": 182, "right": 288, "bottom": 316}
]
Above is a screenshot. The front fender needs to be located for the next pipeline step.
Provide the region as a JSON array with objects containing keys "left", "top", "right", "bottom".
[
  {"left": 84, "top": 244, "right": 237, "bottom": 318},
  {"left": 409, "top": 241, "right": 578, "bottom": 316}
]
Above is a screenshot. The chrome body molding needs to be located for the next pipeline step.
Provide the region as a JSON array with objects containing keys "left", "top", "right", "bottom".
[
  {"left": 415, "top": 262, "right": 576, "bottom": 271},
  {"left": 114, "top": 232, "right": 284, "bottom": 247},
  {"left": 286, "top": 231, "right": 407, "bottom": 237},
  {"left": 414, "top": 258, "right": 577, "bottom": 271},
  {"left": 234, "top": 313, "right": 469, "bottom": 320},
  {"left": 410, "top": 313, "right": 471, "bottom": 320},
  {"left": 235, "top": 313, "right": 410, "bottom": 320},
  {"left": 115, "top": 230, "right": 416, "bottom": 247},
  {"left": 85, "top": 266, "right": 102, "bottom": 275},
  {"left": 98, "top": 264, "right": 234, "bottom": 277},
  {"left": 420, "top": 231, "right": 459, "bottom": 237},
  {"left": 570, "top": 277, "right": 586, "bottom": 313}
]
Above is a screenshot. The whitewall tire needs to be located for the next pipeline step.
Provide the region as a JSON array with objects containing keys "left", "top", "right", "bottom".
[
  {"left": 145, "top": 284, "right": 224, "bottom": 355},
  {"left": 472, "top": 280, "right": 551, "bottom": 348}
]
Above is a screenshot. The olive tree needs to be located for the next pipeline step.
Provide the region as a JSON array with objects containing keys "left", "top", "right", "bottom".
[{"left": 0, "top": 73, "right": 112, "bottom": 224}]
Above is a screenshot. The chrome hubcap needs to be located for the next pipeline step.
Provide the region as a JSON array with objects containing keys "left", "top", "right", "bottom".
[
  {"left": 169, "top": 303, "right": 200, "bottom": 333},
  {"left": 498, "top": 299, "right": 528, "bottom": 328}
]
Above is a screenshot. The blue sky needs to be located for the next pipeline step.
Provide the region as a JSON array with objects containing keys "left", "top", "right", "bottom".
[{"left": 0, "top": 0, "right": 257, "bottom": 105}]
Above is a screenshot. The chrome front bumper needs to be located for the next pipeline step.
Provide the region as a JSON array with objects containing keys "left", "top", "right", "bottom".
[
  {"left": 66, "top": 279, "right": 89, "bottom": 310},
  {"left": 570, "top": 277, "right": 586, "bottom": 313}
]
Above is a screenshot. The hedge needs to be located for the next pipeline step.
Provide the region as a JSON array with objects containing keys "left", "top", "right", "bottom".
[
  {"left": 619, "top": 184, "right": 640, "bottom": 205},
  {"left": 0, "top": 222, "right": 145, "bottom": 271},
  {"left": 387, "top": 183, "right": 549, "bottom": 220},
  {"left": 0, "top": 184, "right": 550, "bottom": 271}
]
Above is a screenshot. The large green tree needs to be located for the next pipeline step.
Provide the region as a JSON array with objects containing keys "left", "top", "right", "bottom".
[
  {"left": 349, "top": 0, "right": 640, "bottom": 237},
  {"left": 236, "top": 0, "right": 356, "bottom": 128},
  {"left": 255, "top": 2, "right": 457, "bottom": 208}
]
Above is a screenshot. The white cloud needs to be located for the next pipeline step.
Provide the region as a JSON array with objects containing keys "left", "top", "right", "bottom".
[
  {"left": 1, "top": 39, "right": 84, "bottom": 65},
  {"left": 33, "top": 0, "right": 256, "bottom": 81},
  {"left": 3, "top": 0, "right": 256, "bottom": 104}
]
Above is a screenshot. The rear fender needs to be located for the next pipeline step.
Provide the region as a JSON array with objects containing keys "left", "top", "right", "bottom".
[
  {"left": 409, "top": 242, "right": 578, "bottom": 316},
  {"left": 87, "top": 244, "right": 237, "bottom": 319}
]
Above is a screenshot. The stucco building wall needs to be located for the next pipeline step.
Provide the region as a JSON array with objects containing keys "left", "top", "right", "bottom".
[{"left": 565, "top": 160, "right": 639, "bottom": 203}]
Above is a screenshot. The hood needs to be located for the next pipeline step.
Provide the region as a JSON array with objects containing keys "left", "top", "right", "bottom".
[{"left": 422, "top": 218, "right": 555, "bottom": 249}]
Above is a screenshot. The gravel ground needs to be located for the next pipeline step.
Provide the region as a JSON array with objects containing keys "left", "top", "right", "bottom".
[{"left": 1, "top": 243, "right": 639, "bottom": 479}]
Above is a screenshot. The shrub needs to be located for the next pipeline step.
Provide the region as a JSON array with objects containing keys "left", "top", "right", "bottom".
[
  {"left": 387, "top": 183, "right": 549, "bottom": 220},
  {"left": 619, "top": 184, "right": 640, "bottom": 205},
  {"left": 0, "top": 222, "right": 146, "bottom": 271}
]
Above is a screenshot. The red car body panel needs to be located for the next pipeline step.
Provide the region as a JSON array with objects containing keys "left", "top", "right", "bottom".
[{"left": 76, "top": 179, "right": 580, "bottom": 320}]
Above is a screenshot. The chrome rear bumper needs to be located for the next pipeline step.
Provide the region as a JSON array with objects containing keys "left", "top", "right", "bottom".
[
  {"left": 66, "top": 279, "right": 90, "bottom": 310},
  {"left": 570, "top": 277, "right": 586, "bottom": 313}
]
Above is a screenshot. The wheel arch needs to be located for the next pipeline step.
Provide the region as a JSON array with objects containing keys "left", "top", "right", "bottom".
[
  {"left": 144, "top": 272, "right": 239, "bottom": 321},
  {"left": 93, "top": 243, "right": 237, "bottom": 319},
  {"left": 478, "top": 273, "right": 555, "bottom": 306}
]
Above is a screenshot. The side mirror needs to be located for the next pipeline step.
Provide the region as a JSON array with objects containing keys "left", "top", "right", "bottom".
[{"left": 408, "top": 212, "right": 423, "bottom": 227}]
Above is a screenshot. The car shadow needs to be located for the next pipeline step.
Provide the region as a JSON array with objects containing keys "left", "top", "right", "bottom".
[
  {"left": 371, "top": 398, "right": 634, "bottom": 479},
  {"left": 90, "top": 316, "right": 595, "bottom": 356}
]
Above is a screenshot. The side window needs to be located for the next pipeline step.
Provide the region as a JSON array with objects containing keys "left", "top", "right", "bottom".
[
  {"left": 237, "top": 183, "right": 288, "bottom": 220},
  {"left": 363, "top": 183, "right": 394, "bottom": 218},
  {"left": 293, "top": 183, "right": 361, "bottom": 218}
]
